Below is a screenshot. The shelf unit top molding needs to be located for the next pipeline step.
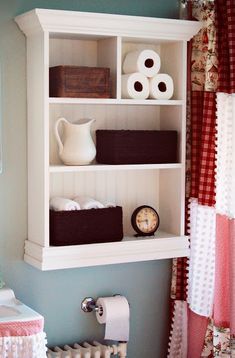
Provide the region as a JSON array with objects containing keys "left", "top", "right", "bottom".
[{"left": 15, "top": 8, "right": 201, "bottom": 41}]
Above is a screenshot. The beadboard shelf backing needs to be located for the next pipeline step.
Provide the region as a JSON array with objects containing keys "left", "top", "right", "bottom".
[{"left": 15, "top": 9, "right": 201, "bottom": 270}]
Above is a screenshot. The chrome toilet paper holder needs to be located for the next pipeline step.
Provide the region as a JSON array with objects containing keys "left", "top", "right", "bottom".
[
  {"left": 81, "top": 297, "right": 100, "bottom": 313},
  {"left": 81, "top": 295, "right": 123, "bottom": 314}
]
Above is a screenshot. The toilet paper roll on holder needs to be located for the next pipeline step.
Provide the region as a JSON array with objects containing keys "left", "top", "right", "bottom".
[{"left": 81, "top": 296, "right": 129, "bottom": 345}]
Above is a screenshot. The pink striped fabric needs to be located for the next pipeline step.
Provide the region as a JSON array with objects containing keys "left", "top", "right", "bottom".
[
  {"left": 229, "top": 217, "right": 235, "bottom": 335},
  {"left": 214, "top": 214, "right": 235, "bottom": 335},
  {"left": 214, "top": 214, "right": 230, "bottom": 328},
  {"left": 0, "top": 318, "right": 44, "bottom": 337},
  {"left": 187, "top": 308, "right": 209, "bottom": 358}
]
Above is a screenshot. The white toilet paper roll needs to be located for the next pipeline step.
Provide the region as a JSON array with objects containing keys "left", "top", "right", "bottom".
[
  {"left": 96, "top": 296, "right": 130, "bottom": 341},
  {"left": 122, "top": 73, "right": 149, "bottom": 99},
  {"left": 149, "top": 73, "right": 174, "bottom": 100},
  {"left": 123, "top": 49, "right": 161, "bottom": 78}
]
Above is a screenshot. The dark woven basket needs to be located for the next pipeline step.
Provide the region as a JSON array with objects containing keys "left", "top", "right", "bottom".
[
  {"left": 50, "top": 206, "right": 123, "bottom": 246},
  {"left": 96, "top": 130, "right": 178, "bottom": 165}
]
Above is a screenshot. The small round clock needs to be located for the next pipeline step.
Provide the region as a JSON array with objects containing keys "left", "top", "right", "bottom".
[{"left": 131, "top": 205, "right": 160, "bottom": 237}]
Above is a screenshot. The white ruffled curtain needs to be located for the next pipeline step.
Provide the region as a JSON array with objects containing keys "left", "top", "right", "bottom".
[{"left": 0, "top": 332, "right": 47, "bottom": 358}]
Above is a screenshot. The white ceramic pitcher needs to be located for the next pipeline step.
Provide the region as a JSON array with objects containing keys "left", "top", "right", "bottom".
[{"left": 54, "top": 117, "right": 96, "bottom": 165}]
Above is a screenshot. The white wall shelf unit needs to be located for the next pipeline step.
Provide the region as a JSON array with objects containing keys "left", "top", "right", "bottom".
[{"left": 15, "top": 9, "right": 201, "bottom": 270}]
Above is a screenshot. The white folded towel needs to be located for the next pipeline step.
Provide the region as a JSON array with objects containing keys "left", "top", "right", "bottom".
[
  {"left": 73, "top": 196, "right": 105, "bottom": 210},
  {"left": 50, "top": 197, "right": 80, "bottom": 211},
  {"left": 103, "top": 201, "right": 116, "bottom": 208}
]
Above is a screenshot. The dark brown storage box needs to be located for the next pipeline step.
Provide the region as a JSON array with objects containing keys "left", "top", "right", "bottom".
[
  {"left": 96, "top": 130, "right": 178, "bottom": 164},
  {"left": 50, "top": 206, "right": 123, "bottom": 246},
  {"left": 49, "top": 66, "right": 112, "bottom": 98}
]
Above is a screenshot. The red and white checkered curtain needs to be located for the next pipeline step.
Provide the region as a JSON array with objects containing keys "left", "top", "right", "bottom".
[{"left": 168, "top": 1, "right": 235, "bottom": 356}]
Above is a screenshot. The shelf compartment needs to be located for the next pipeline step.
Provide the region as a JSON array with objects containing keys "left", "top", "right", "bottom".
[
  {"left": 49, "top": 169, "right": 184, "bottom": 242},
  {"left": 121, "top": 39, "right": 186, "bottom": 101},
  {"left": 24, "top": 233, "right": 190, "bottom": 270},
  {"left": 49, "top": 35, "right": 118, "bottom": 98},
  {"left": 49, "top": 163, "right": 182, "bottom": 173},
  {"left": 49, "top": 104, "right": 183, "bottom": 167}
]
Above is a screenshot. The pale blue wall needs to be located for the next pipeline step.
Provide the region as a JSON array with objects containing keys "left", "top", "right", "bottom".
[{"left": 0, "top": 1, "right": 179, "bottom": 357}]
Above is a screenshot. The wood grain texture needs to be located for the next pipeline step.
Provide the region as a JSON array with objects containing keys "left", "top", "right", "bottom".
[{"left": 49, "top": 66, "right": 112, "bottom": 98}]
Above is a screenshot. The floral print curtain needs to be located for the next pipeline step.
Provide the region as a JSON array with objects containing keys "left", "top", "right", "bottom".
[{"left": 169, "top": 0, "right": 235, "bottom": 356}]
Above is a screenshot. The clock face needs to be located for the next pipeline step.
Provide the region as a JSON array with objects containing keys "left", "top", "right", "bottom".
[{"left": 131, "top": 206, "right": 160, "bottom": 236}]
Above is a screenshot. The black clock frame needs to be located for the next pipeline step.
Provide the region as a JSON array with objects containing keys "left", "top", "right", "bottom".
[{"left": 131, "top": 205, "right": 160, "bottom": 237}]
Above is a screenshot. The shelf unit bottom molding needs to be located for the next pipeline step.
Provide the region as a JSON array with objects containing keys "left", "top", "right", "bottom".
[{"left": 24, "top": 235, "right": 190, "bottom": 270}]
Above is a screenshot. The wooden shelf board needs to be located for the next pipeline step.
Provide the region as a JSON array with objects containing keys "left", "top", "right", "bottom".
[
  {"left": 49, "top": 97, "right": 184, "bottom": 106},
  {"left": 50, "top": 163, "right": 182, "bottom": 173},
  {"left": 24, "top": 233, "right": 190, "bottom": 270}
]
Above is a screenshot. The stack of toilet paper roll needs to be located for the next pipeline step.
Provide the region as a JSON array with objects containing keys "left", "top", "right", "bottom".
[{"left": 122, "top": 49, "right": 174, "bottom": 100}]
